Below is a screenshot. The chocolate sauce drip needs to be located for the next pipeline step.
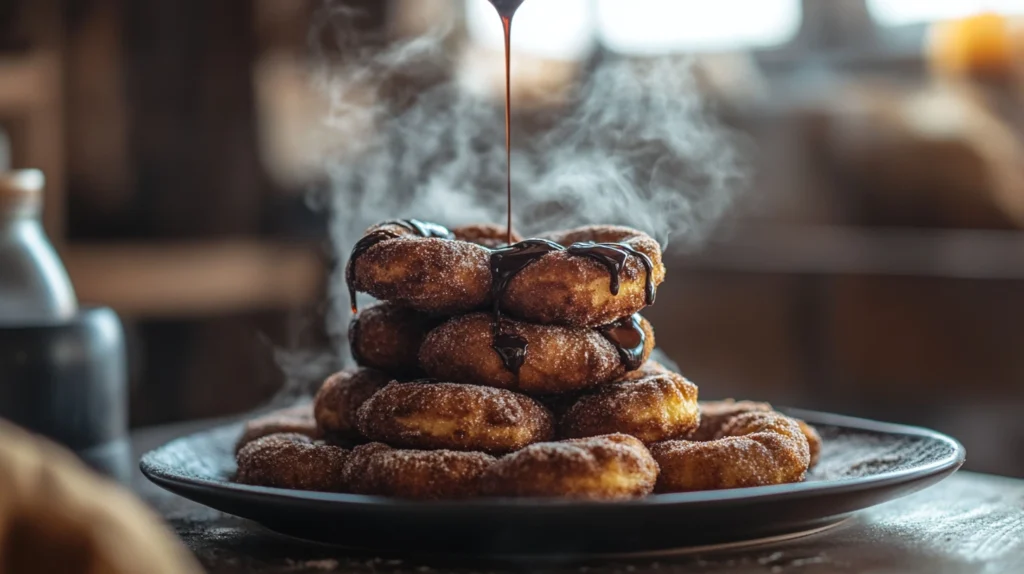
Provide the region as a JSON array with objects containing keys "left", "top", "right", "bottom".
[
  {"left": 488, "top": 239, "right": 563, "bottom": 373},
  {"left": 600, "top": 314, "right": 647, "bottom": 372},
  {"left": 346, "top": 220, "right": 453, "bottom": 313},
  {"left": 492, "top": 330, "right": 529, "bottom": 374},
  {"left": 347, "top": 313, "right": 362, "bottom": 365},
  {"left": 488, "top": 0, "right": 525, "bottom": 18},
  {"left": 487, "top": 0, "right": 525, "bottom": 244},
  {"left": 488, "top": 239, "right": 565, "bottom": 309},
  {"left": 567, "top": 241, "right": 656, "bottom": 305}
]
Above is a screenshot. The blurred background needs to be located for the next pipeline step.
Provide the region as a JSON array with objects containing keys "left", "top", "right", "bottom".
[{"left": 2, "top": 0, "right": 1024, "bottom": 475}]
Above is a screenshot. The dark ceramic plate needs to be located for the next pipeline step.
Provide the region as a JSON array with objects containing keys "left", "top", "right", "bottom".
[{"left": 141, "top": 409, "right": 965, "bottom": 557}]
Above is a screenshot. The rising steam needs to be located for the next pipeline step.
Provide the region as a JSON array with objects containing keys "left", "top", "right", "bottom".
[{"left": 308, "top": 4, "right": 748, "bottom": 366}]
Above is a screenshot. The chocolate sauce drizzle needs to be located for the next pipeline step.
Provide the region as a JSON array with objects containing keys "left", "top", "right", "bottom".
[
  {"left": 487, "top": 238, "right": 655, "bottom": 374},
  {"left": 347, "top": 313, "right": 364, "bottom": 366},
  {"left": 599, "top": 314, "right": 647, "bottom": 371},
  {"left": 567, "top": 242, "right": 656, "bottom": 305},
  {"left": 346, "top": 219, "right": 454, "bottom": 313},
  {"left": 488, "top": 239, "right": 564, "bottom": 374}
]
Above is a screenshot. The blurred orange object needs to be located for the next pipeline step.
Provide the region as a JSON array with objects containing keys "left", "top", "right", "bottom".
[{"left": 928, "top": 13, "right": 1024, "bottom": 79}]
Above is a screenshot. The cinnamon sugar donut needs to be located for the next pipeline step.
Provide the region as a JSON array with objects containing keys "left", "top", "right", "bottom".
[
  {"left": 343, "top": 442, "right": 496, "bottom": 499},
  {"left": 355, "top": 382, "right": 554, "bottom": 454},
  {"left": 349, "top": 303, "right": 438, "bottom": 376},
  {"left": 560, "top": 372, "right": 700, "bottom": 443},
  {"left": 651, "top": 411, "right": 811, "bottom": 492},
  {"left": 235, "top": 433, "right": 349, "bottom": 492},
  {"left": 313, "top": 368, "right": 390, "bottom": 442},
  {"left": 418, "top": 313, "right": 655, "bottom": 394},
  {"left": 502, "top": 225, "right": 665, "bottom": 327},
  {"left": 235, "top": 404, "right": 319, "bottom": 453},
  {"left": 690, "top": 400, "right": 822, "bottom": 467},
  {"left": 346, "top": 220, "right": 491, "bottom": 315},
  {"left": 482, "top": 434, "right": 659, "bottom": 500}
]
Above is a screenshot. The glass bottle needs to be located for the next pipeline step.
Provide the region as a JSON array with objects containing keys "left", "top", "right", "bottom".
[{"left": 0, "top": 169, "right": 78, "bottom": 324}]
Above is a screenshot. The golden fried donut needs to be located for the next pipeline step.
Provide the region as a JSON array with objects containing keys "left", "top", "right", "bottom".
[
  {"left": 235, "top": 433, "right": 349, "bottom": 492},
  {"left": 482, "top": 434, "right": 658, "bottom": 500},
  {"left": 560, "top": 372, "right": 700, "bottom": 443},
  {"left": 355, "top": 382, "right": 554, "bottom": 454},
  {"left": 452, "top": 223, "right": 521, "bottom": 248},
  {"left": 688, "top": 400, "right": 772, "bottom": 441},
  {"left": 652, "top": 411, "right": 811, "bottom": 492},
  {"left": 690, "top": 399, "right": 822, "bottom": 468},
  {"left": 313, "top": 368, "right": 390, "bottom": 442},
  {"left": 349, "top": 303, "right": 438, "bottom": 376},
  {"left": 346, "top": 220, "right": 492, "bottom": 315},
  {"left": 499, "top": 225, "right": 665, "bottom": 327},
  {"left": 797, "top": 419, "right": 823, "bottom": 469},
  {"left": 348, "top": 221, "right": 663, "bottom": 327},
  {"left": 235, "top": 404, "right": 319, "bottom": 453},
  {"left": 343, "top": 442, "right": 496, "bottom": 499},
  {"left": 419, "top": 313, "right": 655, "bottom": 394}
]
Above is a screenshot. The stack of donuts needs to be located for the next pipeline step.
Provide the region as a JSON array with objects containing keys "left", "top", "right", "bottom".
[{"left": 234, "top": 220, "right": 822, "bottom": 500}]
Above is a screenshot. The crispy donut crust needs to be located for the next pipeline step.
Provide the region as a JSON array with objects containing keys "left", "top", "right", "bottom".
[
  {"left": 560, "top": 372, "right": 700, "bottom": 443},
  {"left": 349, "top": 303, "right": 438, "bottom": 376},
  {"left": 235, "top": 433, "right": 349, "bottom": 492},
  {"left": 348, "top": 222, "right": 492, "bottom": 315},
  {"left": 482, "top": 434, "right": 659, "bottom": 500},
  {"left": 348, "top": 222, "right": 663, "bottom": 326},
  {"left": 343, "top": 442, "right": 496, "bottom": 499},
  {"left": 690, "top": 399, "right": 822, "bottom": 468},
  {"left": 418, "top": 313, "right": 655, "bottom": 394},
  {"left": 651, "top": 411, "right": 811, "bottom": 492},
  {"left": 504, "top": 225, "right": 666, "bottom": 327},
  {"left": 452, "top": 223, "right": 521, "bottom": 249},
  {"left": 313, "top": 368, "right": 391, "bottom": 442},
  {"left": 355, "top": 382, "right": 554, "bottom": 454},
  {"left": 235, "top": 404, "right": 319, "bottom": 453}
]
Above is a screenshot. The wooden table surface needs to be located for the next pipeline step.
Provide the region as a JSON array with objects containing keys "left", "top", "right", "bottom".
[{"left": 132, "top": 420, "right": 1024, "bottom": 574}]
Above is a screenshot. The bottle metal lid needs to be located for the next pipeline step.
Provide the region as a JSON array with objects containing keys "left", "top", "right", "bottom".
[{"left": 0, "top": 169, "right": 44, "bottom": 216}]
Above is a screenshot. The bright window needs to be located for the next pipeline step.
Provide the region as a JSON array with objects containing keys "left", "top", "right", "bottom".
[
  {"left": 595, "top": 0, "right": 802, "bottom": 54},
  {"left": 465, "top": 0, "right": 802, "bottom": 58},
  {"left": 868, "top": 0, "right": 1024, "bottom": 26},
  {"left": 465, "top": 0, "right": 595, "bottom": 61}
]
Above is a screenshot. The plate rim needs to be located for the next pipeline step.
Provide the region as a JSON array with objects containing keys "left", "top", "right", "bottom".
[{"left": 140, "top": 407, "right": 967, "bottom": 509}]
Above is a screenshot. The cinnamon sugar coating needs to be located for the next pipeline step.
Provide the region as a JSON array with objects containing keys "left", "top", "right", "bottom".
[
  {"left": 419, "top": 313, "right": 655, "bottom": 394},
  {"left": 349, "top": 303, "right": 438, "bottom": 376},
  {"left": 343, "top": 442, "right": 496, "bottom": 499},
  {"left": 560, "top": 372, "right": 700, "bottom": 443},
  {"left": 652, "top": 411, "right": 811, "bottom": 492},
  {"left": 482, "top": 434, "right": 658, "bottom": 500},
  {"left": 236, "top": 433, "right": 349, "bottom": 492},
  {"left": 235, "top": 405, "right": 319, "bottom": 453},
  {"left": 313, "top": 368, "right": 391, "bottom": 442},
  {"left": 355, "top": 382, "right": 554, "bottom": 454}
]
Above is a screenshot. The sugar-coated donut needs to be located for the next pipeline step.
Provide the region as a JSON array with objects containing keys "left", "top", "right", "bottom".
[
  {"left": 235, "top": 404, "right": 319, "bottom": 453},
  {"left": 652, "top": 411, "right": 811, "bottom": 492},
  {"left": 689, "top": 399, "right": 822, "bottom": 468},
  {"left": 482, "top": 434, "right": 659, "bottom": 500},
  {"left": 313, "top": 368, "right": 390, "bottom": 442},
  {"left": 235, "top": 433, "right": 349, "bottom": 492},
  {"left": 559, "top": 372, "right": 700, "bottom": 443},
  {"left": 349, "top": 303, "right": 438, "bottom": 376},
  {"left": 355, "top": 381, "right": 554, "bottom": 454},
  {"left": 419, "top": 313, "right": 655, "bottom": 394},
  {"left": 343, "top": 442, "right": 496, "bottom": 499}
]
